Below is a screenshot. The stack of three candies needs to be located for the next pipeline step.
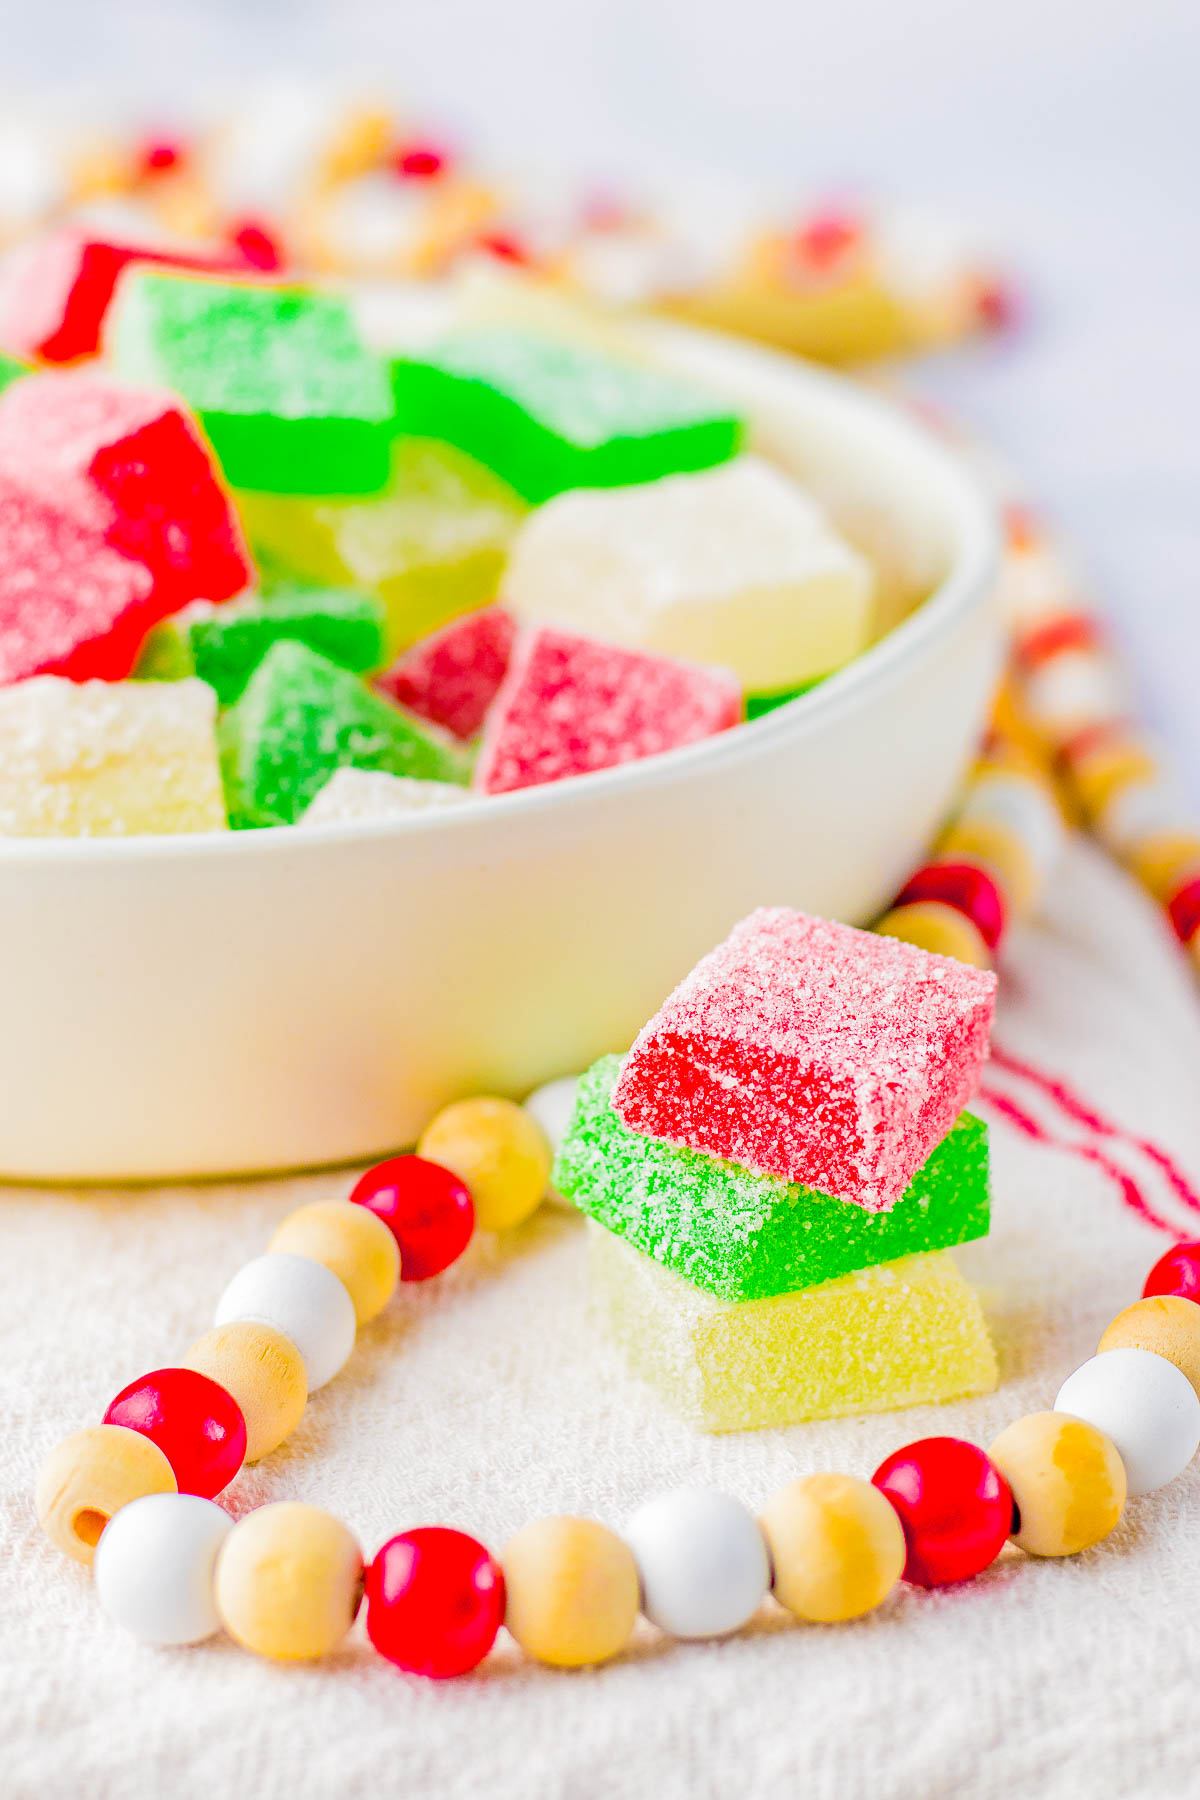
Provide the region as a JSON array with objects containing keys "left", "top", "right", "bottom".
[{"left": 555, "top": 907, "right": 1001, "bottom": 1431}]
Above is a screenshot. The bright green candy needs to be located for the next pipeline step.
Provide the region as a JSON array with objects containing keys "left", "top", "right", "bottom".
[
  {"left": 109, "top": 273, "right": 395, "bottom": 495},
  {"left": 136, "top": 588, "right": 387, "bottom": 705},
  {"left": 745, "top": 678, "right": 824, "bottom": 721},
  {"left": 391, "top": 329, "right": 743, "bottom": 503},
  {"left": 0, "top": 351, "right": 28, "bottom": 398},
  {"left": 554, "top": 1056, "right": 990, "bottom": 1303},
  {"left": 220, "top": 640, "right": 467, "bottom": 827}
]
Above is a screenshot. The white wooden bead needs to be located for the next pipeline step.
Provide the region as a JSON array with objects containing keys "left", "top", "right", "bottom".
[
  {"left": 1024, "top": 652, "right": 1125, "bottom": 734},
  {"left": 1096, "top": 775, "right": 1192, "bottom": 858},
  {"left": 624, "top": 1488, "right": 769, "bottom": 1639},
  {"left": 1055, "top": 1347, "right": 1200, "bottom": 1496},
  {"left": 214, "top": 1252, "right": 356, "bottom": 1391},
  {"left": 524, "top": 1075, "right": 582, "bottom": 1209},
  {"left": 93, "top": 1493, "right": 232, "bottom": 1645},
  {"left": 960, "top": 774, "right": 1064, "bottom": 881}
]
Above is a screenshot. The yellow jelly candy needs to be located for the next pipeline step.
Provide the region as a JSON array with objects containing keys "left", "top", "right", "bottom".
[
  {"left": 760, "top": 1474, "right": 906, "bottom": 1622},
  {"left": 215, "top": 1502, "right": 363, "bottom": 1660},
  {"left": 418, "top": 1097, "right": 551, "bottom": 1233},
  {"left": 988, "top": 1412, "right": 1126, "bottom": 1557},
  {"left": 588, "top": 1225, "right": 997, "bottom": 1432},
  {"left": 502, "top": 1516, "right": 640, "bottom": 1667}
]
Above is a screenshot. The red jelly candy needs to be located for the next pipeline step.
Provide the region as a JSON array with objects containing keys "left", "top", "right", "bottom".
[
  {"left": 0, "top": 224, "right": 241, "bottom": 365},
  {"left": 1144, "top": 1242, "right": 1200, "bottom": 1304},
  {"left": 896, "top": 861, "right": 1007, "bottom": 951},
  {"left": 349, "top": 1155, "right": 475, "bottom": 1281},
  {"left": 365, "top": 1527, "right": 505, "bottom": 1678},
  {"left": 377, "top": 605, "right": 515, "bottom": 741},
  {"left": 103, "top": 1367, "right": 247, "bottom": 1499},
  {"left": 0, "top": 371, "right": 250, "bottom": 609},
  {"left": 873, "top": 1436, "right": 1013, "bottom": 1588}
]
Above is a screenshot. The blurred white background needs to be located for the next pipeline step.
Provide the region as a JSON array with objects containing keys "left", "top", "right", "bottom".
[{"left": 5, "top": 0, "right": 1199, "bottom": 779}]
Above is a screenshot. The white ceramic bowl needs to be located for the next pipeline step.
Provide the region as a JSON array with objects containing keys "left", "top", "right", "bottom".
[{"left": 0, "top": 303, "right": 1001, "bottom": 1182}]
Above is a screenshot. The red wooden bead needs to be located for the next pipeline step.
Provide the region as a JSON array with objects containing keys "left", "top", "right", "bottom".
[
  {"left": 1167, "top": 876, "right": 1200, "bottom": 947},
  {"left": 229, "top": 221, "right": 284, "bottom": 273},
  {"left": 895, "top": 861, "right": 1007, "bottom": 951},
  {"left": 349, "top": 1155, "right": 475, "bottom": 1281},
  {"left": 872, "top": 1436, "right": 1013, "bottom": 1588},
  {"left": 1144, "top": 1241, "right": 1200, "bottom": 1304},
  {"left": 795, "top": 210, "right": 862, "bottom": 270},
  {"left": 103, "top": 1367, "right": 246, "bottom": 1499},
  {"left": 475, "top": 231, "right": 532, "bottom": 267},
  {"left": 365, "top": 1527, "right": 505, "bottom": 1677},
  {"left": 138, "top": 138, "right": 186, "bottom": 177},
  {"left": 392, "top": 143, "right": 449, "bottom": 180}
]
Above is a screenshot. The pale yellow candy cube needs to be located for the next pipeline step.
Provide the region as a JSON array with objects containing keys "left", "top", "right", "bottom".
[
  {"left": 0, "top": 676, "right": 226, "bottom": 837},
  {"left": 504, "top": 454, "right": 875, "bottom": 691},
  {"left": 587, "top": 1223, "right": 997, "bottom": 1433}
]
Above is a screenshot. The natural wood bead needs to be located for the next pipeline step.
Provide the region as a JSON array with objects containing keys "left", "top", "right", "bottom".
[
  {"left": 419, "top": 1097, "right": 551, "bottom": 1232},
  {"left": 1070, "top": 740, "right": 1157, "bottom": 821},
  {"left": 184, "top": 1322, "right": 307, "bottom": 1463},
  {"left": 1100, "top": 1296, "right": 1200, "bottom": 1396},
  {"left": 874, "top": 900, "right": 991, "bottom": 969},
  {"left": 269, "top": 1200, "right": 400, "bottom": 1325},
  {"left": 988, "top": 1411, "right": 1126, "bottom": 1557},
  {"left": 215, "top": 1502, "right": 363, "bottom": 1660},
  {"left": 35, "top": 1424, "right": 176, "bottom": 1565},
  {"left": 941, "top": 817, "right": 1038, "bottom": 915},
  {"left": 1125, "top": 830, "right": 1200, "bottom": 902},
  {"left": 759, "top": 1473, "right": 906, "bottom": 1622},
  {"left": 502, "top": 1516, "right": 639, "bottom": 1667}
]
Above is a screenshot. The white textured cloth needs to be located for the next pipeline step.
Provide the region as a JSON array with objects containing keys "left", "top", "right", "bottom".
[{"left": 4, "top": 835, "right": 1200, "bottom": 1800}]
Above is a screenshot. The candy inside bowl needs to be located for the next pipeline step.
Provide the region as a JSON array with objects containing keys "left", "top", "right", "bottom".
[{"left": 0, "top": 275, "right": 1000, "bottom": 1181}]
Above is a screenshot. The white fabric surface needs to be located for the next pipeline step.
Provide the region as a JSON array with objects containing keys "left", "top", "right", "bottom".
[{"left": 4, "top": 835, "right": 1200, "bottom": 1800}]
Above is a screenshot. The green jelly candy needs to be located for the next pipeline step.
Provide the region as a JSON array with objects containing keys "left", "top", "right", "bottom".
[
  {"left": 137, "top": 588, "right": 387, "bottom": 705},
  {"left": 221, "top": 640, "right": 468, "bottom": 826},
  {"left": 237, "top": 437, "right": 526, "bottom": 656},
  {"left": 109, "top": 273, "right": 395, "bottom": 495},
  {"left": 391, "top": 328, "right": 743, "bottom": 503},
  {"left": 554, "top": 1055, "right": 990, "bottom": 1303},
  {"left": 0, "top": 351, "right": 29, "bottom": 398},
  {"left": 745, "top": 677, "right": 825, "bottom": 720}
]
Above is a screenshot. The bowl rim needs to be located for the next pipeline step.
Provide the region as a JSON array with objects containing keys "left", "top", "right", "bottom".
[{"left": 0, "top": 313, "right": 1000, "bottom": 868}]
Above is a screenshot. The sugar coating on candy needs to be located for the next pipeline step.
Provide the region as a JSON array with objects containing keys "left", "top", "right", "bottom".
[
  {"left": 0, "top": 225, "right": 238, "bottom": 364},
  {"left": 377, "top": 604, "right": 515, "bottom": 740},
  {"left": 0, "top": 676, "right": 226, "bottom": 836},
  {"left": 221, "top": 639, "right": 468, "bottom": 827},
  {"left": 474, "top": 625, "right": 740, "bottom": 797},
  {"left": 237, "top": 437, "right": 525, "bottom": 654},
  {"left": 109, "top": 271, "right": 395, "bottom": 494},
  {"left": 588, "top": 1226, "right": 997, "bottom": 1432},
  {"left": 391, "top": 326, "right": 742, "bottom": 502},
  {"left": 0, "top": 371, "right": 251, "bottom": 607},
  {"left": 504, "top": 455, "right": 874, "bottom": 691},
  {"left": 0, "top": 478, "right": 157, "bottom": 685},
  {"left": 301, "top": 767, "right": 473, "bottom": 823},
  {"left": 137, "top": 586, "right": 386, "bottom": 704},
  {"left": 613, "top": 907, "right": 997, "bottom": 1210},
  {"left": 556, "top": 1056, "right": 989, "bottom": 1302}
]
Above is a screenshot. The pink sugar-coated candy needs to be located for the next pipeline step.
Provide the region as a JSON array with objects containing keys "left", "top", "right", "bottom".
[
  {"left": 0, "top": 372, "right": 250, "bottom": 610},
  {"left": 0, "top": 225, "right": 242, "bottom": 365},
  {"left": 473, "top": 624, "right": 741, "bottom": 797},
  {"left": 377, "top": 605, "right": 515, "bottom": 741},
  {"left": 895, "top": 860, "right": 1007, "bottom": 951},
  {"left": 613, "top": 907, "right": 997, "bottom": 1211},
  {"left": 0, "top": 477, "right": 160, "bottom": 684}
]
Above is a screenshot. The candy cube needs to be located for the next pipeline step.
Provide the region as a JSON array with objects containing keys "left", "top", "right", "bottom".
[
  {"left": 109, "top": 272, "right": 395, "bottom": 494},
  {"left": 301, "top": 767, "right": 473, "bottom": 823},
  {"left": 0, "top": 352, "right": 28, "bottom": 397},
  {"left": 136, "top": 587, "right": 386, "bottom": 704},
  {"left": 0, "top": 676, "right": 226, "bottom": 836},
  {"left": 390, "top": 327, "right": 742, "bottom": 502},
  {"left": 221, "top": 640, "right": 468, "bottom": 827},
  {"left": 504, "top": 455, "right": 874, "bottom": 691},
  {"left": 0, "top": 225, "right": 239, "bottom": 365},
  {"left": 614, "top": 908, "right": 997, "bottom": 1210},
  {"left": 475, "top": 625, "right": 741, "bottom": 797},
  {"left": 377, "top": 604, "right": 515, "bottom": 741},
  {"left": 236, "top": 437, "right": 525, "bottom": 654},
  {"left": 588, "top": 1225, "right": 997, "bottom": 1432},
  {"left": 556, "top": 1055, "right": 989, "bottom": 1302},
  {"left": 0, "top": 371, "right": 251, "bottom": 607},
  {"left": 745, "top": 678, "right": 823, "bottom": 720}
]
